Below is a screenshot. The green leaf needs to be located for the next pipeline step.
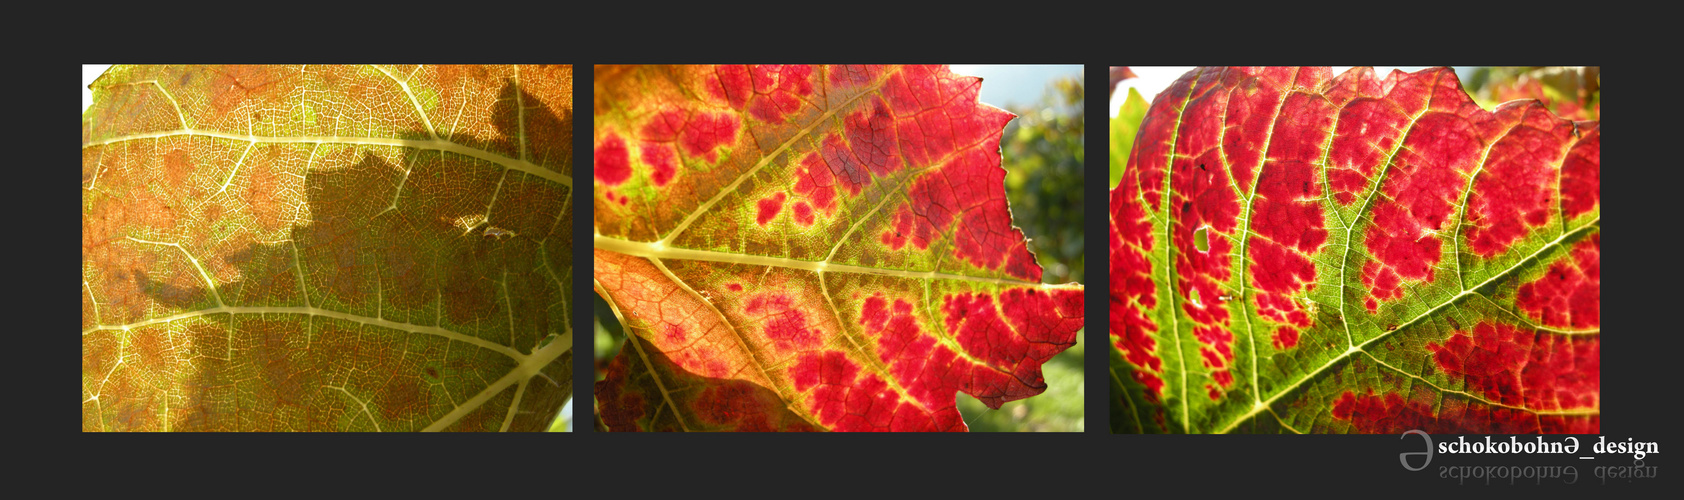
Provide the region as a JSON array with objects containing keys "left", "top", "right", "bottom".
[{"left": 1110, "top": 87, "right": 1149, "bottom": 189}]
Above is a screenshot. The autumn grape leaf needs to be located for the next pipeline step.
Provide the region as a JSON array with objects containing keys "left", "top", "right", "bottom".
[
  {"left": 1109, "top": 67, "right": 1599, "bottom": 434},
  {"left": 593, "top": 65, "right": 1083, "bottom": 431},
  {"left": 82, "top": 65, "right": 574, "bottom": 431}
]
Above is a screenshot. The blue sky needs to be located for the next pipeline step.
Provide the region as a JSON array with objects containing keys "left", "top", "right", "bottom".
[{"left": 950, "top": 65, "right": 1083, "bottom": 110}]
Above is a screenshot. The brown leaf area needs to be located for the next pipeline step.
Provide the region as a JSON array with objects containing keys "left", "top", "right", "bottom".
[{"left": 82, "top": 65, "right": 572, "bottom": 431}]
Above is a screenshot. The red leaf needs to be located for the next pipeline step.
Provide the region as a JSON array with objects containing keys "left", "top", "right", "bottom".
[
  {"left": 1110, "top": 67, "right": 1599, "bottom": 434},
  {"left": 594, "top": 65, "right": 1083, "bottom": 431}
]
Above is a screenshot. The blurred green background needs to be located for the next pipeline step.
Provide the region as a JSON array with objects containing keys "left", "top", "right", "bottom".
[{"left": 594, "top": 66, "right": 1088, "bottom": 432}]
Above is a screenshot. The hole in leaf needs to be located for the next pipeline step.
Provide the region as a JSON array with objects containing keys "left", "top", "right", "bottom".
[
  {"left": 1194, "top": 226, "right": 1210, "bottom": 252},
  {"left": 1190, "top": 287, "right": 1202, "bottom": 307}
]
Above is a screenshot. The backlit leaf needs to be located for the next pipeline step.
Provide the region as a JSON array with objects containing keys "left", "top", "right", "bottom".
[
  {"left": 594, "top": 65, "right": 1083, "bottom": 431},
  {"left": 82, "top": 65, "right": 573, "bottom": 431},
  {"left": 1110, "top": 87, "right": 1149, "bottom": 189},
  {"left": 1109, "top": 67, "right": 1599, "bottom": 434}
]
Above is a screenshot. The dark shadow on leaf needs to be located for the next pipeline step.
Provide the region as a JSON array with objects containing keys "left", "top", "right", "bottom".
[{"left": 104, "top": 65, "right": 574, "bottom": 431}]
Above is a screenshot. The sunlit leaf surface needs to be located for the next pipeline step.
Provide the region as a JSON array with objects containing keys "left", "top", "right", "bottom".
[
  {"left": 594, "top": 65, "right": 1083, "bottom": 431},
  {"left": 1110, "top": 67, "right": 1599, "bottom": 434}
]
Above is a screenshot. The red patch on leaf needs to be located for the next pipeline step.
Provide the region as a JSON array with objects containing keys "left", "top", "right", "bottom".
[
  {"left": 755, "top": 193, "right": 785, "bottom": 226},
  {"left": 746, "top": 65, "right": 815, "bottom": 123},
  {"left": 943, "top": 292, "right": 1023, "bottom": 367},
  {"left": 794, "top": 152, "right": 838, "bottom": 214},
  {"left": 1464, "top": 104, "right": 1576, "bottom": 257},
  {"left": 708, "top": 65, "right": 752, "bottom": 110},
  {"left": 857, "top": 289, "right": 1074, "bottom": 430},
  {"left": 661, "top": 323, "right": 687, "bottom": 344},
  {"left": 844, "top": 98, "right": 902, "bottom": 176},
  {"left": 1272, "top": 326, "right": 1299, "bottom": 349},
  {"left": 820, "top": 133, "right": 869, "bottom": 196},
  {"left": 1426, "top": 322, "right": 1599, "bottom": 411},
  {"left": 1515, "top": 234, "right": 1600, "bottom": 329},
  {"left": 761, "top": 192, "right": 784, "bottom": 225},
  {"left": 828, "top": 65, "right": 884, "bottom": 89},
  {"left": 860, "top": 295, "right": 892, "bottom": 332},
  {"left": 1360, "top": 260, "right": 1404, "bottom": 312},
  {"left": 725, "top": 283, "right": 743, "bottom": 292},
  {"left": 639, "top": 109, "right": 687, "bottom": 142},
  {"left": 1326, "top": 96, "right": 1409, "bottom": 205},
  {"left": 880, "top": 206, "right": 913, "bottom": 250},
  {"left": 1195, "top": 326, "right": 1233, "bottom": 368},
  {"left": 1330, "top": 388, "right": 1575, "bottom": 434},
  {"left": 1560, "top": 124, "right": 1600, "bottom": 219},
  {"left": 862, "top": 295, "right": 950, "bottom": 410},
  {"left": 1331, "top": 390, "right": 1445, "bottom": 433},
  {"left": 1134, "top": 371, "right": 1165, "bottom": 396},
  {"left": 677, "top": 112, "right": 739, "bottom": 163},
  {"left": 907, "top": 136, "right": 1038, "bottom": 281},
  {"left": 792, "top": 350, "right": 951, "bottom": 432},
  {"left": 792, "top": 201, "right": 814, "bottom": 227},
  {"left": 1238, "top": 92, "right": 1331, "bottom": 325},
  {"left": 1247, "top": 238, "right": 1317, "bottom": 326},
  {"left": 639, "top": 142, "right": 677, "bottom": 187},
  {"left": 938, "top": 288, "right": 1079, "bottom": 408},
  {"left": 1110, "top": 170, "right": 1164, "bottom": 391},
  {"left": 594, "top": 133, "right": 631, "bottom": 186},
  {"left": 1165, "top": 96, "right": 1240, "bottom": 324},
  {"left": 998, "top": 287, "right": 1084, "bottom": 364},
  {"left": 1358, "top": 70, "right": 1514, "bottom": 309},
  {"left": 883, "top": 67, "right": 993, "bottom": 166},
  {"left": 671, "top": 345, "right": 734, "bottom": 379},
  {"left": 707, "top": 65, "right": 815, "bottom": 124},
  {"left": 744, "top": 293, "right": 820, "bottom": 353}
]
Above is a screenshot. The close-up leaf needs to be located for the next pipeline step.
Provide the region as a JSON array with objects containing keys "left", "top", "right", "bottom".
[
  {"left": 593, "top": 65, "right": 1083, "bottom": 431},
  {"left": 1109, "top": 67, "right": 1598, "bottom": 434},
  {"left": 82, "top": 65, "right": 573, "bottom": 431}
]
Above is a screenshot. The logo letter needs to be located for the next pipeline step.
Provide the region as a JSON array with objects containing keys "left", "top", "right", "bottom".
[{"left": 1400, "top": 429, "right": 1434, "bottom": 471}]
